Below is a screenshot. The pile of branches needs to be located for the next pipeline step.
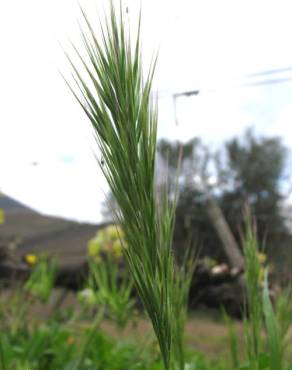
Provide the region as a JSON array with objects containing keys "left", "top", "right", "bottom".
[
  {"left": 2, "top": 244, "right": 283, "bottom": 318},
  {"left": 0, "top": 244, "right": 244, "bottom": 314}
]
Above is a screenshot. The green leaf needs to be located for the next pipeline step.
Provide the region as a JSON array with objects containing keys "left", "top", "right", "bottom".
[{"left": 262, "top": 271, "right": 282, "bottom": 370}]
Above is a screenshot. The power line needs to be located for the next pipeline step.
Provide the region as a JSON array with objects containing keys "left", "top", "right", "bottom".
[
  {"left": 245, "top": 66, "right": 292, "bottom": 78},
  {"left": 241, "top": 76, "right": 292, "bottom": 88},
  {"left": 159, "top": 66, "right": 292, "bottom": 125},
  {"left": 158, "top": 66, "right": 292, "bottom": 99}
]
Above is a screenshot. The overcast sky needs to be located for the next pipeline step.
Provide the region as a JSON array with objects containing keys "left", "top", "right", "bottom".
[{"left": 1, "top": 0, "right": 292, "bottom": 223}]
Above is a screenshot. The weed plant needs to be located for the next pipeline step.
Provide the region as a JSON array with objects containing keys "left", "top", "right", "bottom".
[
  {"left": 66, "top": 2, "right": 194, "bottom": 369},
  {"left": 243, "top": 217, "right": 263, "bottom": 369},
  {"left": 25, "top": 255, "right": 58, "bottom": 303},
  {"left": 80, "top": 225, "right": 135, "bottom": 328},
  {"left": 224, "top": 214, "right": 292, "bottom": 370},
  {"left": 0, "top": 2, "right": 291, "bottom": 370}
]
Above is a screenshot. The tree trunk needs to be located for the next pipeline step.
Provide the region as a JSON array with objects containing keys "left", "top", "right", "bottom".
[{"left": 206, "top": 195, "right": 245, "bottom": 270}]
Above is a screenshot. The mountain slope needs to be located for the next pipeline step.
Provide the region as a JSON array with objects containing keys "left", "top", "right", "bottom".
[
  {"left": 0, "top": 194, "right": 103, "bottom": 267},
  {"left": 0, "top": 195, "right": 36, "bottom": 214}
]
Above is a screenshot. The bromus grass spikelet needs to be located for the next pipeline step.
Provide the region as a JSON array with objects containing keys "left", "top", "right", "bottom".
[{"left": 65, "top": 3, "right": 194, "bottom": 369}]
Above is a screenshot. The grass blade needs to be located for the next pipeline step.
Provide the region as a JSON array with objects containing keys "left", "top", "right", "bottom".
[{"left": 262, "top": 271, "right": 282, "bottom": 370}]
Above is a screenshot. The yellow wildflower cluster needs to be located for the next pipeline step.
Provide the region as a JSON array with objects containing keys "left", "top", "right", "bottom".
[
  {"left": 87, "top": 225, "right": 125, "bottom": 261},
  {"left": 25, "top": 254, "right": 38, "bottom": 266}
]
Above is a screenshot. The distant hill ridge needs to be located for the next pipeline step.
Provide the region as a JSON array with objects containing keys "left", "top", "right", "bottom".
[
  {"left": 0, "top": 194, "right": 105, "bottom": 268},
  {"left": 0, "top": 195, "right": 37, "bottom": 214}
]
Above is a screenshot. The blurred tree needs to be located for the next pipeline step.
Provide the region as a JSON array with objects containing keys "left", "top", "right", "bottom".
[
  {"left": 101, "top": 191, "right": 119, "bottom": 222},
  {"left": 157, "top": 138, "right": 234, "bottom": 263},
  {"left": 157, "top": 129, "right": 290, "bottom": 265},
  {"left": 218, "top": 129, "right": 289, "bottom": 261},
  {"left": 102, "top": 130, "right": 290, "bottom": 265}
]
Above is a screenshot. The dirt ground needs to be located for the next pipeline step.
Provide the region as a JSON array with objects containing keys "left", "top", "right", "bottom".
[
  {"left": 98, "top": 311, "right": 245, "bottom": 360},
  {"left": 2, "top": 288, "right": 243, "bottom": 358},
  {"left": 2, "top": 288, "right": 291, "bottom": 361}
]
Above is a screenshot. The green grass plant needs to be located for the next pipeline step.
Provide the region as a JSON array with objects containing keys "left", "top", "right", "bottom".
[
  {"left": 66, "top": 2, "right": 194, "bottom": 369},
  {"left": 223, "top": 309, "right": 240, "bottom": 369},
  {"left": 243, "top": 216, "right": 263, "bottom": 370},
  {"left": 82, "top": 225, "right": 135, "bottom": 328},
  {"left": 89, "top": 258, "right": 134, "bottom": 327},
  {"left": 262, "top": 271, "right": 282, "bottom": 370},
  {"left": 224, "top": 213, "right": 292, "bottom": 370},
  {"left": 275, "top": 287, "right": 292, "bottom": 364},
  {"left": 1, "top": 1, "right": 291, "bottom": 369},
  {"left": 25, "top": 255, "right": 58, "bottom": 304},
  {"left": 86, "top": 254, "right": 134, "bottom": 328}
]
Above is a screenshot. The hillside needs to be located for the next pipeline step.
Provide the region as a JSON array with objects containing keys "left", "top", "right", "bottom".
[
  {"left": 0, "top": 195, "right": 103, "bottom": 267},
  {"left": 0, "top": 195, "right": 36, "bottom": 214}
]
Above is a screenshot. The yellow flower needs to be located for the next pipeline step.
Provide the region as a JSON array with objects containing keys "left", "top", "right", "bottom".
[
  {"left": 259, "top": 266, "right": 268, "bottom": 285},
  {"left": 87, "top": 225, "right": 126, "bottom": 259},
  {"left": 25, "top": 254, "right": 38, "bottom": 265},
  {"left": 94, "top": 255, "right": 102, "bottom": 264},
  {"left": 112, "top": 240, "right": 123, "bottom": 259},
  {"left": 0, "top": 209, "right": 5, "bottom": 224},
  {"left": 106, "top": 225, "right": 118, "bottom": 241},
  {"left": 87, "top": 237, "right": 101, "bottom": 257},
  {"left": 257, "top": 252, "right": 267, "bottom": 264},
  {"left": 66, "top": 336, "right": 75, "bottom": 345}
]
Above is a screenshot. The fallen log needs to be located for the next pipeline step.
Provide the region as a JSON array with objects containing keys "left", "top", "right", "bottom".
[
  {"left": 0, "top": 260, "right": 88, "bottom": 290},
  {"left": 0, "top": 257, "right": 245, "bottom": 316}
]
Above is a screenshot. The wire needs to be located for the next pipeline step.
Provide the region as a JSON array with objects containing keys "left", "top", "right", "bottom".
[
  {"left": 245, "top": 66, "right": 292, "bottom": 78},
  {"left": 241, "top": 76, "right": 292, "bottom": 88},
  {"left": 154, "top": 66, "right": 292, "bottom": 126},
  {"left": 157, "top": 65, "right": 292, "bottom": 99}
]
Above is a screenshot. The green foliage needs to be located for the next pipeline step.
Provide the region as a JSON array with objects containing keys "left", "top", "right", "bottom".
[
  {"left": 66, "top": 3, "right": 194, "bottom": 369},
  {"left": 25, "top": 256, "right": 58, "bottom": 303},
  {"left": 157, "top": 138, "right": 222, "bottom": 260},
  {"left": 157, "top": 130, "right": 291, "bottom": 267},
  {"left": 0, "top": 322, "right": 156, "bottom": 370},
  {"left": 243, "top": 217, "right": 263, "bottom": 369},
  {"left": 224, "top": 128, "right": 285, "bottom": 197},
  {"left": 87, "top": 225, "right": 124, "bottom": 260},
  {"left": 223, "top": 214, "right": 292, "bottom": 370},
  {"left": 262, "top": 272, "right": 282, "bottom": 370},
  {"left": 275, "top": 287, "right": 292, "bottom": 353},
  {"left": 2, "top": 2, "right": 291, "bottom": 370},
  {"left": 157, "top": 138, "right": 206, "bottom": 177},
  {"left": 223, "top": 309, "right": 239, "bottom": 369},
  {"left": 220, "top": 129, "right": 289, "bottom": 262},
  {"left": 83, "top": 226, "right": 134, "bottom": 328},
  {"left": 0, "top": 233, "right": 290, "bottom": 370},
  {"left": 88, "top": 259, "right": 134, "bottom": 328},
  {"left": 0, "top": 316, "right": 232, "bottom": 370},
  {"left": 0, "top": 334, "right": 6, "bottom": 370},
  {"left": 172, "top": 248, "right": 196, "bottom": 369},
  {"left": 0, "top": 257, "right": 57, "bottom": 336}
]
